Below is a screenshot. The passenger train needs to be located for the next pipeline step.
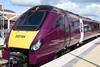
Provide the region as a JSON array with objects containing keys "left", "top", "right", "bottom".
[{"left": 2, "top": 5, "right": 100, "bottom": 67}]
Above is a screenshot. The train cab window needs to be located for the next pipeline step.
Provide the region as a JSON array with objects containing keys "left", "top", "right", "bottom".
[
  {"left": 13, "top": 10, "right": 48, "bottom": 31},
  {"left": 55, "top": 17, "right": 62, "bottom": 28}
]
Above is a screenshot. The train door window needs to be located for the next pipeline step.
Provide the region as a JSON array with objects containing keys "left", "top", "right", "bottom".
[
  {"left": 64, "top": 16, "right": 69, "bottom": 31},
  {"left": 55, "top": 16, "right": 62, "bottom": 28}
]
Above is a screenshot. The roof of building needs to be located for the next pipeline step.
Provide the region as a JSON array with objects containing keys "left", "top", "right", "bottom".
[
  {"left": 3, "top": 9, "right": 15, "bottom": 13},
  {"left": 0, "top": 9, "right": 15, "bottom": 13}
]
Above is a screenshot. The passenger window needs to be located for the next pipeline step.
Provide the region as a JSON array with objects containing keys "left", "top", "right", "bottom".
[
  {"left": 55, "top": 17, "right": 62, "bottom": 28},
  {"left": 84, "top": 24, "right": 91, "bottom": 32}
]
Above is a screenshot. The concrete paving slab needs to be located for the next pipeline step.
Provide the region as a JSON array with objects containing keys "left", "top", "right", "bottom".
[{"left": 73, "top": 45, "right": 100, "bottom": 67}]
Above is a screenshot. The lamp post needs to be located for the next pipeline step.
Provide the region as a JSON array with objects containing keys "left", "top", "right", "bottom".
[{"left": 0, "top": 14, "right": 2, "bottom": 37}]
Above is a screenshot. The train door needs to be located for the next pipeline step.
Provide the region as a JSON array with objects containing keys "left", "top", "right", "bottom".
[
  {"left": 55, "top": 15, "right": 65, "bottom": 49},
  {"left": 64, "top": 15, "right": 71, "bottom": 48},
  {"left": 66, "top": 14, "right": 80, "bottom": 46}
]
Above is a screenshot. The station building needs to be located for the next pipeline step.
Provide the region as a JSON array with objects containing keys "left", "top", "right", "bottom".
[{"left": 0, "top": 4, "right": 18, "bottom": 37}]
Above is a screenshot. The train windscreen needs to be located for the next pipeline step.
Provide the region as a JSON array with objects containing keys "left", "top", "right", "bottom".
[{"left": 13, "top": 10, "right": 48, "bottom": 31}]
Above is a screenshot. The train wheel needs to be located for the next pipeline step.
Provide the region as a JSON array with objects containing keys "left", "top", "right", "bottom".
[
  {"left": 76, "top": 43, "right": 80, "bottom": 47},
  {"left": 53, "top": 53, "right": 60, "bottom": 59},
  {"left": 54, "top": 49, "right": 68, "bottom": 59}
]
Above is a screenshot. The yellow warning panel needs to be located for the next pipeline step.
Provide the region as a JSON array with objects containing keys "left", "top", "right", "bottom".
[{"left": 8, "top": 30, "right": 39, "bottom": 49}]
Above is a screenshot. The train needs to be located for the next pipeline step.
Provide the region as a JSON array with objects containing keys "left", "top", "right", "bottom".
[{"left": 2, "top": 5, "right": 100, "bottom": 67}]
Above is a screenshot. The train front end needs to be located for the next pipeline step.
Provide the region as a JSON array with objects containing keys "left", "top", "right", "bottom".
[{"left": 2, "top": 5, "right": 60, "bottom": 66}]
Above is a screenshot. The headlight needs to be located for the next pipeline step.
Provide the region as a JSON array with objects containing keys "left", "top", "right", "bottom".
[
  {"left": 4, "top": 43, "right": 7, "bottom": 48},
  {"left": 3, "top": 42, "right": 7, "bottom": 48},
  {"left": 31, "top": 40, "right": 42, "bottom": 51}
]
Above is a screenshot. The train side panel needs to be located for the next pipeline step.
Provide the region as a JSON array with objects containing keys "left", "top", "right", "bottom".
[
  {"left": 83, "top": 21, "right": 100, "bottom": 40},
  {"left": 29, "top": 11, "right": 63, "bottom": 65}
]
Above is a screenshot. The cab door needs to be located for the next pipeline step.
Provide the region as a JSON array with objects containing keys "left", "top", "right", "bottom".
[{"left": 55, "top": 15, "right": 65, "bottom": 50}]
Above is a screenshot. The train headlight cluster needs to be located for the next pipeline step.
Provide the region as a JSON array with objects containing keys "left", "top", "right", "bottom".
[{"left": 31, "top": 40, "right": 42, "bottom": 51}]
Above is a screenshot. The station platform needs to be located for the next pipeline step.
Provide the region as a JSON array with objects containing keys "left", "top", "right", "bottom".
[
  {"left": 41, "top": 37, "right": 100, "bottom": 67},
  {"left": 0, "top": 38, "right": 4, "bottom": 58}
]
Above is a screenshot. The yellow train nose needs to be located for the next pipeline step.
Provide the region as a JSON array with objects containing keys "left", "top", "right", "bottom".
[{"left": 8, "top": 30, "right": 39, "bottom": 49}]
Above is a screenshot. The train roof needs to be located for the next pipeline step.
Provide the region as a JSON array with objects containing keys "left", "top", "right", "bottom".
[
  {"left": 79, "top": 16, "right": 100, "bottom": 23},
  {"left": 30, "top": 5, "right": 53, "bottom": 11},
  {"left": 30, "top": 5, "right": 100, "bottom": 24}
]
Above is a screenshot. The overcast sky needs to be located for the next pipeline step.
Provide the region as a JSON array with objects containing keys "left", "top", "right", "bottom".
[{"left": 1, "top": 0, "right": 100, "bottom": 21}]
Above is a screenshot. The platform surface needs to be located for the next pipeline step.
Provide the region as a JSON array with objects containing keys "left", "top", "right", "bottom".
[{"left": 0, "top": 38, "right": 4, "bottom": 46}]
